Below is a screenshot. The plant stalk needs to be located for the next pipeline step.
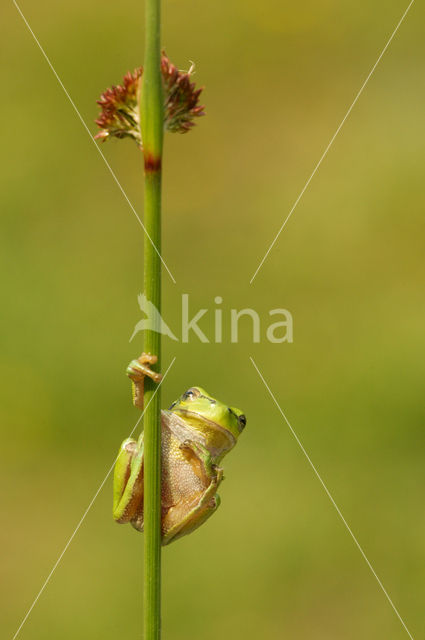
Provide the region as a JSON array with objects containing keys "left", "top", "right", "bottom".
[{"left": 140, "top": 0, "right": 163, "bottom": 637}]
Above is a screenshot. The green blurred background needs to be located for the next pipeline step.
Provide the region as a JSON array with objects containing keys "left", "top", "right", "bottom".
[{"left": 2, "top": 0, "right": 424, "bottom": 638}]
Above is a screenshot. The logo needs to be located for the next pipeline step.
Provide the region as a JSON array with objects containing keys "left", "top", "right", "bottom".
[{"left": 130, "top": 294, "right": 293, "bottom": 344}]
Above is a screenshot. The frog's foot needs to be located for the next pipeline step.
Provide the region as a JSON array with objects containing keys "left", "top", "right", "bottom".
[
  {"left": 126, "top": 352, "right": 162, "bottom": 384},
  {"left": 127, "top": 352, "right": 162, "bottom": 409}
]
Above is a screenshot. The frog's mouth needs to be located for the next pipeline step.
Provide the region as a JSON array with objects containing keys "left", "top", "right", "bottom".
[{"left": 173, "top": 408, "right": 236, "bottom": 450}]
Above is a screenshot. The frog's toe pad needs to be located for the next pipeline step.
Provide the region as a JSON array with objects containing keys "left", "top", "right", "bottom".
[{"left": 138, "top": 352, "right": 157, "bottom": 365}]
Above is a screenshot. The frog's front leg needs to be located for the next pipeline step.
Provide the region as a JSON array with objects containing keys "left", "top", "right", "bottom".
[
  {"left": 162, "top": 440, "right": 224, "bottom": 545},
  {"left": 126, "top": 352, "right": 162, "bottom": 409}
]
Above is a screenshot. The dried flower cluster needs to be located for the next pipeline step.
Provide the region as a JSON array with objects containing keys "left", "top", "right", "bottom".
[
  {"left": 95, "top": 54, "right": 204, "bottom": 148},
  {"left": 161, "top": 56, "right": 204, "bottom": 133},
  {"left": 95, "top": 68, "right": 143, "bottom": 147}
]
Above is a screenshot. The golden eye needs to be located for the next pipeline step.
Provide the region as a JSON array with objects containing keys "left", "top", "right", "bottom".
[{"left": 183, "top": 388, "right": 200, "bottom": 400}]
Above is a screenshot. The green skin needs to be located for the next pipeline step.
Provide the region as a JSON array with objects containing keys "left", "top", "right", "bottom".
[{"left": 113, "top": 353, "right": 246, "bottom": 545}]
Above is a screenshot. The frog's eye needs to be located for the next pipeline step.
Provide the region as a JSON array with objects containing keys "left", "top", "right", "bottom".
[
  {"left": 238, "top": 414, "right": 247, "bottom": 431},
  {"left": 183, "top": 388, "right": 200, "bottom": 401}
]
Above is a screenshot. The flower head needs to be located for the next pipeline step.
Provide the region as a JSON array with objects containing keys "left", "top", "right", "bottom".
[
  {"left": 161, "top": 55, "right": 205, "bottom": 133},
  {"left": 95, "top": 54, "right": 204, "bottom": 148},
  {"left": 95, "top": 68, "right": 143, "bottom": 147}
]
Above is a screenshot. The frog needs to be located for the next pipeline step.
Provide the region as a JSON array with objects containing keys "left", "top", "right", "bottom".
[{"left": 113, "top": 353, "right": 246, "bottom": 545}]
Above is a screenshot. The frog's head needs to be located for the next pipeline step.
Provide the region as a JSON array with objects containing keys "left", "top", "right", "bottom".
[{"left": 169, "top": 387, "right": 246, "bottom": 459}]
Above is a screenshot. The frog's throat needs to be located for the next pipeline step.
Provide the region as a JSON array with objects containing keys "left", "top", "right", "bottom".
[{"left": 172, "top": 409, "right": 236, "bottom": 451}]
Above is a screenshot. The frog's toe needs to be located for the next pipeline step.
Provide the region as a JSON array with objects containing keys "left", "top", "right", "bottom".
[{"left": 138, "top": 352, "right": 158, "bottom": 365}]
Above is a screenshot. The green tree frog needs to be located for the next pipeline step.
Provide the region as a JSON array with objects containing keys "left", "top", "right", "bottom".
[{"left": 113, "top": 353, "right": 246, "bottom": 545}]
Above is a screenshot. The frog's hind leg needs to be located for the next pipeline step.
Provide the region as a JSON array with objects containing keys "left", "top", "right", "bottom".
[
  {"left": 113, "top": 435, "right": 144, "bottom": 528},
  {"left": 162, "top": 439, "right": 224, "bottom": 545},
  {"left": 162, "top": 492, "right": 221, "bottom": 546}
]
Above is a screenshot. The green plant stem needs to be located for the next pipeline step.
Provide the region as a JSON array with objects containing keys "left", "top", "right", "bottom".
[{"left": 140, "top": 0, "right": 163, "bottom": 637}]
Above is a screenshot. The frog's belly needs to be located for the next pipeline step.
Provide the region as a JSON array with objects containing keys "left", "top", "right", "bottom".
[{"left": 160, "top": 427, "right": 205, "bottom": 509}]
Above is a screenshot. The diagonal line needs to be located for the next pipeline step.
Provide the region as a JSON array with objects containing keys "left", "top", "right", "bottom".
[
  {"left": 250, "top": 356, "right": 414, "bottom": 640},
  {"left": 12, "top": 0, "right": 176, "bottom": 285},
  {"left": 11, "top": 356, "right": 176, "bottom": 640},
  {"left": 250, "top": 0, "right": 415, "bottom": 284}
]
